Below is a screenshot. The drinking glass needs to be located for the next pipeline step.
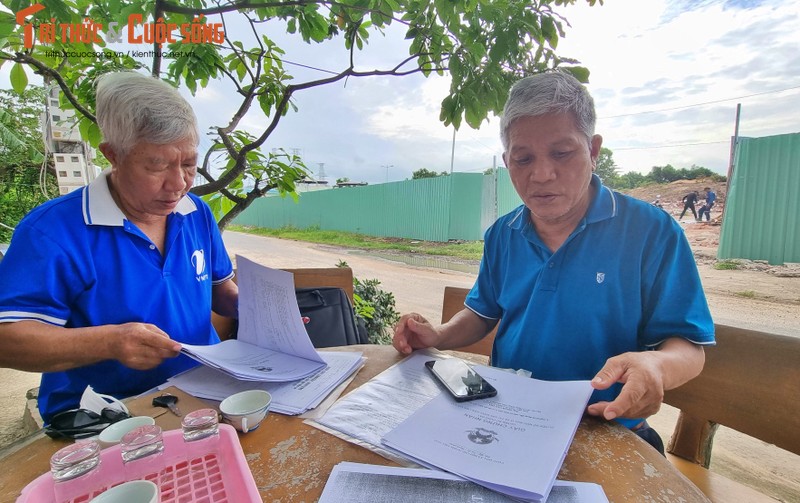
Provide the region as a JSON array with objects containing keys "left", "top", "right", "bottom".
[
  {"left": 120, "top": 425, "right": 165, "bottom": 485},
  {"left": 50, "top": 439, "right": 104, "bottom": 502}
]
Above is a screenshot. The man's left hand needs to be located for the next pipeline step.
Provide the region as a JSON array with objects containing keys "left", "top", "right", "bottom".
[{"left": 586, "top": 351, "right": 665, "bottom": 420}]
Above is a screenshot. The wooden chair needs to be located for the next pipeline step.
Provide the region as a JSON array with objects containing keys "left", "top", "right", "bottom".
[
  {"left": 662, "top": 324, "right": 800, "bottom": 502},
  {"left": 211, "top": 266, "right": 354, "bottom": 340},
  {"left": 440, "top": 286, "right": 496, "bottom": 357}
]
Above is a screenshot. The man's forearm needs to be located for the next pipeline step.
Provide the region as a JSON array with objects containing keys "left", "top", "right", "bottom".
[
  {"left": 0, "top": 321, "right": 112, "bottom": 372},
  {"left": 436, "top": 308, "right": 497, "bottom": 351},
  {"left": 656, "top": 337, "right": 706, "bottom": 390}
]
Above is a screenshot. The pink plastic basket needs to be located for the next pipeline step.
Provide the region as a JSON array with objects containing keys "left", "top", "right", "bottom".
[{"left": 17, "top": 424, "right": 260, "bottom": 503}]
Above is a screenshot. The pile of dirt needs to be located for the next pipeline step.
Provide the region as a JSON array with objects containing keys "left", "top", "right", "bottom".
[{"left": 622, "top": 177, "right": 727, "bottom": 217}]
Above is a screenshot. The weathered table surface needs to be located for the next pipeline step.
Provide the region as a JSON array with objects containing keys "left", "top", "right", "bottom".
[{"left": 0, "top": 344, "right": 709, "bottom": 502}]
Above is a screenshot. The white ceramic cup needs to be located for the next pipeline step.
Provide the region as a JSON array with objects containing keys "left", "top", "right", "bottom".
[
  {"left": 219, "top": 390, "right": 271, "bottom": 433},
  {"left": 97, "top": 416, "right": 156, "bottom": 448},
  {"left": 89, "top": 480, "right": 158, "bottom": 503}
]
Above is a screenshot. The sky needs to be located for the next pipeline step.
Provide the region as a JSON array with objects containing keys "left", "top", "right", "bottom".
[{"left": 2, "top": 0, "right": 799, "bottom": 185}]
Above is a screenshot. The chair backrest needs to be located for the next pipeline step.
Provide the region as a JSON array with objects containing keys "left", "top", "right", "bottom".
[
  {"left": 663, "top": 324, "right": 800, "bottom": 465},
  {"left": 211, "top": 266, "right": 355, "bottom": 340},
  {"left": 441, "top": 286, "right": 496, "bottom": 357},
  {"left": 282, "top": 268, "right": 354, "bottom": 303}
]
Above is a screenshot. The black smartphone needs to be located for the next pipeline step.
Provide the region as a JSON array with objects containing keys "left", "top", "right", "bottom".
[{"left": 425, "top": 359, "right": 497, "bottom": 402}]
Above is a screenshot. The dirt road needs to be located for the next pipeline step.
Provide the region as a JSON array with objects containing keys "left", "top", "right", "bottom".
[{"left": 1, "top": 229, "right": 797, "bottom": 500}]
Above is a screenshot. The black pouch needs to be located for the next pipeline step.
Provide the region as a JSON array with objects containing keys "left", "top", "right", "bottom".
[
  {"left": 296, "top": 287, "right": 369, "bottom": 348},
  {"left": 44, "top": 407, "right": 131, "bottom": 439}
]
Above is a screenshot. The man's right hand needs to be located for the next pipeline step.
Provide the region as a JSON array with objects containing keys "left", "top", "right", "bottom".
[
  {"left": 108, "top": 322, "right": 182, "bottom": 370},
  {"left": 392, "top": 313, "right": 441, "bottom": 355}
]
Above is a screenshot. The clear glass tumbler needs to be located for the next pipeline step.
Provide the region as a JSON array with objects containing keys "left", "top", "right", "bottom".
[
  {"left": 181, "top": 408, "right": 220, "bottom": 470},
  {"left": 120, "top": 424, "right": 166, "bottom": 485},
  {"left": 50, "top": 440, "right": 103, "bottom": 502}
]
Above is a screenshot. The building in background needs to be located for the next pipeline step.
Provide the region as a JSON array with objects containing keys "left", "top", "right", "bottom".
[{"left": 42, "top": 86, "right": 99, "bottom": 195}]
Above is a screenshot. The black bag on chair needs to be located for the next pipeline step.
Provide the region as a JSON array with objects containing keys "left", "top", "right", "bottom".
[{"left": 296, "top": 287, "right": 369, "bottom": 348}]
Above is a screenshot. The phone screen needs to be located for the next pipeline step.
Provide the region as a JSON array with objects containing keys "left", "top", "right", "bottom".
[{"left": 425, "top": 359, "right": 497, "bottom": 402}]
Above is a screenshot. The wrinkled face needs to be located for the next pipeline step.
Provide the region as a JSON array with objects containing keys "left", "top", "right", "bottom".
[
  {"left": 503, "top": 113, "right": 602, "bottom": 229},
  {"left": 103, "top": 139, "right": 198, "bottom": 220}
]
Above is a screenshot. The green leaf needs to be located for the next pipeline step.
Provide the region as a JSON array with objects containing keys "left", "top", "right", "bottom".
[
  {"left": 9, "top": 63, "right": 28, "bottom": 94},
  {"left": 87, "top": 121, "right": 102, "bottom": 147},
  {"left": 563, "top": 66, "right": 590, "bottom": 83}
]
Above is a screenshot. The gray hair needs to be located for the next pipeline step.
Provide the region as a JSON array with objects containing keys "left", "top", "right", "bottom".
[
  {"left": 500, "top": 71, "right": 596, "bottom": 150},
  {"left": 95, "top": 71, "right": 198, "bottom": 155}
]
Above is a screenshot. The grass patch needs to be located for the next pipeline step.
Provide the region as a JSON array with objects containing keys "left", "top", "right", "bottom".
[
  {"left": 229, "top": 225, "right": 484, "bottom": 261},
  {"left": 714, "top": 260, "right": 740, "bottom": 270},
  {"left": 735, "top": 290, "right": 756, "bottom": 298}
]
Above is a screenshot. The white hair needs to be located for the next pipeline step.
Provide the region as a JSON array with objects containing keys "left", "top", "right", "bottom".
[
  {"left": 500, "top": 71, "right": 596, "bottom": 150},
  {"left": 95, "top": 71, "right": 198, "bottom": 155}
]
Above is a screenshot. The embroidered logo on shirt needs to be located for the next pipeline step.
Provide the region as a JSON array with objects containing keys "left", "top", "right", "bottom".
[
  {"left": 596, "top": 272, "right": 605, "bottom": 284},
  {"left": 191, "top": 249, "right": 208, "bottom": 281}
]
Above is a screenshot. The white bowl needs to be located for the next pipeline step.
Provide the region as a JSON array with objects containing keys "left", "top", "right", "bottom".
[
  {"left": 89, "top": 480, "right": 158, "bottom": 503},
  {"left": 98, "top": 416, "right": 156, "bottom": 447}
]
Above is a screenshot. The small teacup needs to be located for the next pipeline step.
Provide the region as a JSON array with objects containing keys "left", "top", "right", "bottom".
[
  {"left": 219, "top": 390, "right": 271, "bottom": 433},
  {"left": 98, "top": 416, "right": 156, "bottom": 448},
  {"left": 89, "top": 480, "right": 158, "bottom": 503}
]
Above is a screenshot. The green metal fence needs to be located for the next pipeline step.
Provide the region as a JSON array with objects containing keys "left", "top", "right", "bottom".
[
  {"left": 233, "top": 171, "right": 523, "bottom": 242},
  {"left": 718, "top": 132, "right": 800, "bottom": 265}
]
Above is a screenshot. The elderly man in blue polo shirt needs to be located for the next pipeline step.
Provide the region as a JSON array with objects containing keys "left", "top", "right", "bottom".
[
  {"left": 0, "top": 72, "right": 238, "bottom": 423},
  {"left": 393, "top": 71, "right": 715, "bottom": 452}
]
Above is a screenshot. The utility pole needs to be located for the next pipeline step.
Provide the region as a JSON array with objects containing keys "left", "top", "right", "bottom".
[
  {"left": 382, "top": 164, "right": 393, "bottom": 184},
  {"left": 450, "top": 127, "right": 456, "bottom": 174}
]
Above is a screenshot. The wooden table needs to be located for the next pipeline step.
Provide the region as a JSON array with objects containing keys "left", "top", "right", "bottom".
[{"left": 0, "top": 345, "right": 709, "bottom": 502}]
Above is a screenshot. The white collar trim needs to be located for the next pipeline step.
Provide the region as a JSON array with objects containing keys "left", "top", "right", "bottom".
[{"left": 82, "top": 170, "right": 197, "bottom": 226}]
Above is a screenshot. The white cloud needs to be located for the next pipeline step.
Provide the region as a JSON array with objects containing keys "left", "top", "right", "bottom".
[{"left": 554, "top": 0, "right": 800, "bottom": 173}]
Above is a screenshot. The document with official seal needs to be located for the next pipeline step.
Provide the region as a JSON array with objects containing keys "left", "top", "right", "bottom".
[{"left": 380, "top": 365, "right": 593, "bottom": 503}]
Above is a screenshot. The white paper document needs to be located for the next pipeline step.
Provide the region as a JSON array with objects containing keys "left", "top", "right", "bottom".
[
  {"left": 319, "top": 462, "right": 609, "bottom": 503},
  {"left": 163, "top": 351, "right": 364, "bottom": 415},
  {"left": 180, "top": 255, "right": 326, "bottom": 382},
  {"left": 311, "top": 351, "right": 446, "bottom": 456},
  {"left": 380, "top": 367, "right": 594, "bottom": 503}
]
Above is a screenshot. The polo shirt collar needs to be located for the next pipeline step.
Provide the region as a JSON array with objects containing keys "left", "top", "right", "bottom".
[
  {"left": 585, "top": 173, "right": 617, "bottom": 224},
  {"left": 82, "top": 169, "right": 197, "bottom": 226},
  {"left": 508, "top": 173, "right": 618, "bottom": 232}
]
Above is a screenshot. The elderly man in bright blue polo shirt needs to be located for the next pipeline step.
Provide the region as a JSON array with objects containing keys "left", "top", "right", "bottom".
[
  {"left": 393, "top": 71, "right": 715, "bottom": 453},
  {"left": 0, "top": 72, "right": 238, "bottom": 423}
]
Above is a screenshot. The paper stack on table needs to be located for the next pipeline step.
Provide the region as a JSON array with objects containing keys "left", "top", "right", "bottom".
[
  {"left": 380, "top": 367, "right": 593, "bottom": 503},
  {"left": 163, "top": 351, "right": 364, "bottom": 415},
  {"left": 312, "top": 351, "right": 594, "bottom": 503},
  {"left": 180, "top": 255, "right": 327, "bottom": 382},
  {"left": 319, "top": 462, "right": 608, "bottom": 503}
]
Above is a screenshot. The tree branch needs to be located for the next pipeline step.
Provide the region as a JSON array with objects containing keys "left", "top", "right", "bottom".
[{"left": 7, "top": 53, "right": 96, "bottom": 122}]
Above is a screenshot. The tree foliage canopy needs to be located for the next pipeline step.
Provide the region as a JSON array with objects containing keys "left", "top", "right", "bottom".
[
  {"left": 412, "top": 167, "right": 447, "bottom": 179},
  {"left": 1, "top": 0, "right": 601, "bottom": 228},
  {"left": 0, "top": 86, "right": 59, "bottom": 242}
]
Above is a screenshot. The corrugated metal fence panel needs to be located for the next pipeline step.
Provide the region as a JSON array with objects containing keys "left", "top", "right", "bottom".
[
  {"left": 448, "top": 173, "right": 484, "bottom": 241},
  {"left": 233, "top": 171, "right": 523, "bottom": 242},
  {"left": 234, "top": 176, "right": 456, "bottom": 241},
  {"left": 479, "top": 172, "right": 498, "bottom": 234},
  {"left": 718, "top": 132, "right": 800, "bottom": 265},
  {"left": 496, "top": 168, "right": 523, "bottom": 217}
]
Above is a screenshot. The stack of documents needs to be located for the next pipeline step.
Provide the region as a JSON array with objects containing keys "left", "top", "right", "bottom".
[
  {"left": 312, "top": 351, "right": 594, "bottom": 503},
  {"left": 319, "top": 462, "right": 608, "bottom": 503},
  {"left": 180, "top": 255, "right": 328, "bottom": 382},
  {"left": 163, "top": 351, "right": 364, "bottom": 415}
]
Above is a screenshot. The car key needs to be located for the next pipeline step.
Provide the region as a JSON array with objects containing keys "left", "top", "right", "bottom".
[{"left": 152, "top": 394, "right": 182, "bottom": 417}]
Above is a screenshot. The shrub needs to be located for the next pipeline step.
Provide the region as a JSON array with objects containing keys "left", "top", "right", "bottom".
[{"left": 336, "top": 261, "right": 400, "bottom": 345}]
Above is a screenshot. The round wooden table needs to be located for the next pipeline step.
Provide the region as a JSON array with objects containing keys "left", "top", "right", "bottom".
[{"left": 0, "top": 344, "right": 709, "bottom": 502}]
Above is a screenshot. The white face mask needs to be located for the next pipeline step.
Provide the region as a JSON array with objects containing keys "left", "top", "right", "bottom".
[{"left": 79, "top": 385, "right": 129, "bottom": 415}]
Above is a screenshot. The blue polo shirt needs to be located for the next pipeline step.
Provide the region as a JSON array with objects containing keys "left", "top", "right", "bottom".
[
  {"left": 0, "top": 171, "right": 234, "bottom": 422},
  {"left": 466, "top": 175, "right": 715, "bottom": 426}
]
